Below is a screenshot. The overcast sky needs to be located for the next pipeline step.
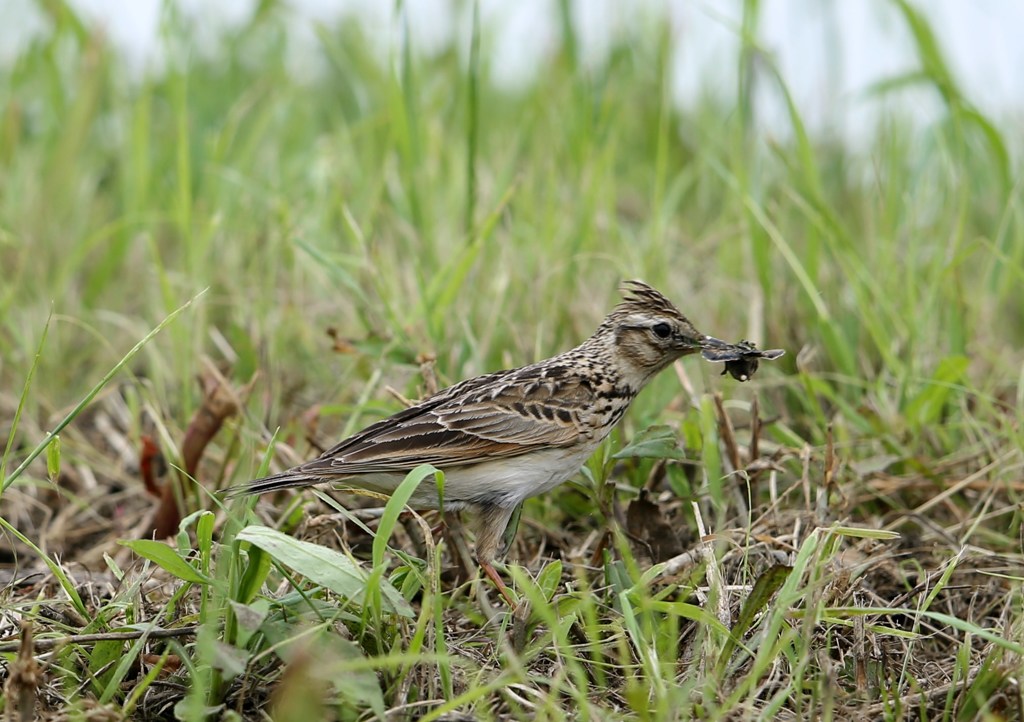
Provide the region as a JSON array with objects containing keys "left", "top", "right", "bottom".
[{"left": 3, "top": 0, "right": 1022, "bottom": 143}]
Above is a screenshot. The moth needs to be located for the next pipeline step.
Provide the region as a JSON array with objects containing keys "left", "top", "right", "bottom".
[{"left": 700, "top": 337, "right": 785, "bottom": 382}]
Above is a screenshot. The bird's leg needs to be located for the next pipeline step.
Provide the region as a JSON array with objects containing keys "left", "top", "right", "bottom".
[
  {"left": 429, "top": 513, "right": 447, "bottom": 539},
  {"left": 480, "top": 560, "right": 517, "bottom": 608},
  {"left": 472, "top": 504, "right": 519, "bottom": 607}
]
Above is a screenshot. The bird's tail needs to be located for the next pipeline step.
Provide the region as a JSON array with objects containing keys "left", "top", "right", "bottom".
[{"left": 221, "top": 470, "right": 320, "bottom": 498}]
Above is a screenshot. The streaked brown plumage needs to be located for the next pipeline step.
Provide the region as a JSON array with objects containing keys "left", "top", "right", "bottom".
[{"left": 227, "top": 280, "right": 783, "bottom": 604}]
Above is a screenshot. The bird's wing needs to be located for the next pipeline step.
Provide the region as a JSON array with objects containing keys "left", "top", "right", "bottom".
[{"left": 295, "top": 369, "right": 599, "bottom": 477}]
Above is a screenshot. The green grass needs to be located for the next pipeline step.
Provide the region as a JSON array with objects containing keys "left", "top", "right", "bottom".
[{"left": 2, "top": 1, "right": 1023, "bottom": 720}]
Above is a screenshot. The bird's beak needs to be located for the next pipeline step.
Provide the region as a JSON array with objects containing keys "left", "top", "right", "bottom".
[{"left": 677, "top": 335, "right": 705, "bottom": 354}]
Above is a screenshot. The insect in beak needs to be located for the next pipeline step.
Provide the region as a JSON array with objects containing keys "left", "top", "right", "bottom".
[{"left": 700, "top": 337, "right": 785, "bottom": 382}]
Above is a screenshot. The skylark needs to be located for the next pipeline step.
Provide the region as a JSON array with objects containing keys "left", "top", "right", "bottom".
[{"left": 227, "top": 281, "right": 783, "bottom": 604}]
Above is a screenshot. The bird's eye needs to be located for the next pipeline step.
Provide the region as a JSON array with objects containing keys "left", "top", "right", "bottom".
[{"left": 651, "top": 322, "right": 672, "bottom": 339}]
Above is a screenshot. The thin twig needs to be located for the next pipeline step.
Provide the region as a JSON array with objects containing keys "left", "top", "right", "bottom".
[
  {"left": 862, "top": 676, "right": 972, "bottom": 717},
  {"left": 749, "top": 395, "right": 761, "bottom": 468},
  {"left": 713, "top": 392, "right": 741, "bottom": 473},
  {"left": 0, "top": 625, "right": 200, "bottom": 653}
]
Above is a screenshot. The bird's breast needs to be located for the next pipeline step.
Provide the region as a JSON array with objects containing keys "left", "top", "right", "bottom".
[{"left": 440, "top": 443, "right": 602, "bottom": 508}]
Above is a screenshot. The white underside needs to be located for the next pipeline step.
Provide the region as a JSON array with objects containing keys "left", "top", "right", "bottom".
[{"left": 334, "top": 442, "right": 601, "bottom": 510}]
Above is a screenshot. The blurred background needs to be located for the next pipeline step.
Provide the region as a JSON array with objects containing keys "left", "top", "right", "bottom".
[
  {"left": 2, "top": 0, "right": 1022, "bottom": 522},
  {"left": 5, "top": 1, "right": 1024, "bottom": 144}
]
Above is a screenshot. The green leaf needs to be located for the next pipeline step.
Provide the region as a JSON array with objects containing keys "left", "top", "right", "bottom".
[
  {"left": 176, "top": 509, "right": 212, "bottom": 552},
  {"left": 236, "top": 544, "right": 272, "bottom": 605},
  {"left": 645, "top": 600, "right": 733, "bottom": 638},
  {"left": 365, "top": 464, "right": 437, "bottom": 615},
  {"left": 97, "top": 627, "right": 156, "bottom": 705},
  {"left": 372, "top": 464, "right": 438, "bottom": 569},
  {"left": 904, "top": 355, "right": 969, "bottom": 427},
  {"left": 698, "top": 397, "right": 723, "bottom": 500},
  {"left": 228, "top": 599, "right": 269, "bottom": 649},
  {"left": 328, "top": 638, "right": 387, "bottom": 718},
  {"left": 236, "top": 525, "right": 414, "bottom": 617},
  {"left": 718, "top": 564, "right": 792, "bottom": 674},
  {"left": 103, "top": 552, "right": 124, "bottom": 582},
  {"left": 827, "top": 526, "right": 901, "bottom": 541},
  {"left": 45, "top": 434, "right": 60, "bottom": 481},
  {"left": 604, "top": 553, "right": 633, "bottom": 600},
  {"left": 209, "top": 639, "right": 250, "bottom": 679},
  {"left": 119, "top": 539, "right": 213, "bottom": 585},
  {"left": 536, "top": 560, "right": 563, "bottom": 602},
  {"left": 89, "top": 639, "right": 124, "bottom": 694},
  {"left": 613, "top": 424, "right": 686, "bottom": 460},
  {"left": 195, "top": 510, "right": 215, "bottom": 574}
]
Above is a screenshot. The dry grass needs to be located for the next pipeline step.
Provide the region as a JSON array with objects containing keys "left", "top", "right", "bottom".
[{"left": 3, "top": 367, "right": 1022, "bottom": 720}]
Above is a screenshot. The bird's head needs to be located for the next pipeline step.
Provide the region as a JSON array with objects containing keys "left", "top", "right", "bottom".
[{"left": 590, "top": 280, "right": 705, "bottom": 387}]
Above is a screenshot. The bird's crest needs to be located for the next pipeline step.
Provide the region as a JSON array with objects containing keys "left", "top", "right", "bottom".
[{"left": 599, "top": 280, "right": 693, "bottom": 329}]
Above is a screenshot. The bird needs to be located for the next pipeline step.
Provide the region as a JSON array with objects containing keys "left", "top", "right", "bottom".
[{"left": 226, "top": 280, "right": 781, "bottom": 605}]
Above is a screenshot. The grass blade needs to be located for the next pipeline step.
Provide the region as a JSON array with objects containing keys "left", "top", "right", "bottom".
[
  {"left": 2, "top": 290, "right": 206, "bottom": 492},
  {"left": 0, "top": 308, "right": 52, "bottom": 488}
]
